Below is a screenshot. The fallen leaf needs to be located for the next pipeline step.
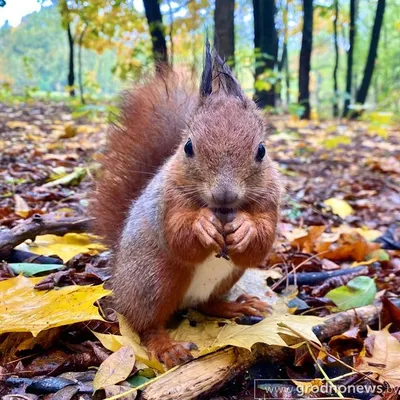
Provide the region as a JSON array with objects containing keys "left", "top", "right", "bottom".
[
  {"left": 25, "top": 233, "right": 105, "bottom": 262},
  {"left": 169, "top": 314, "right": 323, "bottom": 355},
  {"left": 0, "top": 275, "right": 110, "bottom": 336},
  {"left": 357, "top": 326, "right": 400, "bottom": 387},
  {"left": 328, "top": 327, "right": 363, "bottom": 357},
  {"left": 291, "top": 225, "right": 326, "bottom": 253},
  {"left": 59, "top": 124, "right": 78, "bottom": 139},
  {"left": 93, "top": 346, "right": 135, "bottom": 391},
  {"left": 14, "top": 194, "right": 30, "bottom": 218},
  {"left": 42, "top": 167, "right": 86, "bottom": 188},
  {"left": 8, "top": 263, "right": 64, "bottom": 277},
  {"left": 92, "top": 329, "right": 165, "bottom": 373},
  {"left": 324, "top": 198, "right": 354, "bottom": 219},
  {"left": 321, "top": 135, "right": 351, "bottom": 149},
  {"left": 326, "top": 276, "right": 377, "bottom": 311}
]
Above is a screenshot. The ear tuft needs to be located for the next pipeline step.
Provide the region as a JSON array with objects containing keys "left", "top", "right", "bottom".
[
  {"left": 200, "top": 38, "right": 213, "bottom": 97},
  {"left": 199, "top": 39, "right": 244, "bottom": 101}
]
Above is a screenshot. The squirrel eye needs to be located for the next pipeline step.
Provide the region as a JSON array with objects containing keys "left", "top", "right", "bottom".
[
  {"left": 255, "top": 143, "right": 266, "bottom": 162},
  {"left": 184, "top": 138, "right": 194, "bottom": 157}
]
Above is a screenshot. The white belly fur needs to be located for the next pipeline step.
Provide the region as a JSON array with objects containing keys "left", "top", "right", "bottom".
[{"left": 181, "top": 255, "right": 236, "bottom": 308}]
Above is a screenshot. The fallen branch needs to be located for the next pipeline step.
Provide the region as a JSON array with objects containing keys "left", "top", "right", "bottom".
[
  {"left": 313, "top": 298, "right": 400, "bottom": 341},
  {"left": 274, "top": 266, "right": 368, "bottom": 290},
  {"left": 0, "top": 214, "right": 93, "bottom": 258}
]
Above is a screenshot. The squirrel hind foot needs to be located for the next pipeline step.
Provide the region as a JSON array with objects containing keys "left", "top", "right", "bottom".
[{"left": 142, "top": 329, "right": 198, "bottom": 369}]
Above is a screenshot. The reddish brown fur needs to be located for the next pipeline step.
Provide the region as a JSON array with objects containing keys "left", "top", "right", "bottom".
[
  {"left": 92, "top": 69, "right": 197, "bottom": 246},
  {"left": 92, "top": 65, "right": 283, "bottom": 368}
]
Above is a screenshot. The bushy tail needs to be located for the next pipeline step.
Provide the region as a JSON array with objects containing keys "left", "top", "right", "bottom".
[{"left": 92, "top": 70, "right": 196, "bottom": 247}]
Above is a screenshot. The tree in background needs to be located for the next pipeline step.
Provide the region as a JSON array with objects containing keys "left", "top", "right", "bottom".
[
  {"left": 214, "top": 0, "right": 235, "bottom": 65},
  {"left": 355, "top": 0, "right": 386, "bottom": 114},
  {"left": 143, "top": 0, "right": 168, "bottom": 67},
  {"left": 66, "top": 22, "right": 75, "bottom": 97},
  {"left": 332, "top": 0, "right": 339, "bottom": 117},
  {"left": 298, "top": 0, "right": 313, "bottom": 119},
  {"left": 343, "top": 0, "right": 356, "bottom": 117},
  {"left": 253, "top": 0, "right": 278, "bottom": 108},
  {"left": 59, "top": 1, "right": 75, "bottom": 97}
]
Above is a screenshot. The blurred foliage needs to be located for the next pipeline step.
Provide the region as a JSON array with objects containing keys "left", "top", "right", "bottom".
[{"left": 0, "top": 0, "right": 399, "bottom": 117}]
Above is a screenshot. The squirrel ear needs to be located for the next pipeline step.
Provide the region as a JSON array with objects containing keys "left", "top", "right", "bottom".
[{"left": 199, "top": 39, "right": 245, "bottom": 102}]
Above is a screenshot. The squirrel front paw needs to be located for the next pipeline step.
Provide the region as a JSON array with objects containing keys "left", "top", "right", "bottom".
[
  {"left": 224, "top": 212, "right": 256, "bottom": 254},
  {"left": 193, "top": 208, "right": 224, "bottom": 252}
]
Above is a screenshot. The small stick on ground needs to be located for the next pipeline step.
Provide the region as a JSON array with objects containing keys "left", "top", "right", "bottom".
[{"left": 0, "top": 214, "right": 93, "bottom": 258}]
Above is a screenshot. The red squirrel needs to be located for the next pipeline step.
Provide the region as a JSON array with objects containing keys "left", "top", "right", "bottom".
[{"left": 92, "top": 44, "right": 283, "bottom": 368}]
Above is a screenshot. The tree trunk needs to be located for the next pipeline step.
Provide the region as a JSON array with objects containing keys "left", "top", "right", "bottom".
[
  {"left": 298, "top": 0, "right": 313, "bottom": 119},
  {"left": 283, "top": 0, "right": 290, "bottom": 106},
  {"left": 78, "top": 24, "right": 88, "bottom": 105},
  {"left": 253, "top": 0, "right": 278, "bottom": 108},
  {"left": 354, "top": 0, "right": 386, "bottom": 112},
  {"left": 333, "top": 0, "right": 339, "bottom": 117},
  {"left": 343, "top": 0, "right": 356, "bottom": 117},
  {"left": 214, "top": 0, "right": 235, "bottom": 66},
  {"left": 67, "top": 22, "right": 75, "bottom": 97},
  {"left": 142, "top": 0, "right": 168, "bottom": 68}
]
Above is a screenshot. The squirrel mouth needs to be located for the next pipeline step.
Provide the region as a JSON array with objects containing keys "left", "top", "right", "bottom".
[{"left": 213, "top": 207, "right": 235, "bottom": 214}]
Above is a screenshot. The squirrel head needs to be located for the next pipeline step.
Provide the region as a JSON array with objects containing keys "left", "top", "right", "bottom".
[{"left": 173, "top": 42, "right": 280, "bottom": 212}]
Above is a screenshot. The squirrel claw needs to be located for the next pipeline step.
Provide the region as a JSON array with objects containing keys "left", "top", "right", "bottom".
[
  {"left": 156, "top": 341, "right": 196, "bottom": 369},
  {"left": 193, "top": 209, "right": 224, "bottom": 252},
  {"left": 199, "top": 296, "right": 272, "bottom": 319}
]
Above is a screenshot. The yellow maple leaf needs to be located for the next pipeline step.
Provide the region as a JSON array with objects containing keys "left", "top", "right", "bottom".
[
  {"left": 169, "top": 313, "right": 323, "bottom": 355},
  {"left": 0, "top": 275, "right": 111, "bottom": 336},
  {"left": 24, "top": 233, "right": 105, "bottom": 262}
]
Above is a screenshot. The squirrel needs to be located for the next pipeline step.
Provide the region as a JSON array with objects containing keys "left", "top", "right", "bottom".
[{"left": 92, "top": 43, "right": 283, "bottom": 368}]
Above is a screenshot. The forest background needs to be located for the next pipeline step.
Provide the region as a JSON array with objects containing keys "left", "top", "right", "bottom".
[{"left": 0, "top": 0, "right": 398, "bottom": 120}]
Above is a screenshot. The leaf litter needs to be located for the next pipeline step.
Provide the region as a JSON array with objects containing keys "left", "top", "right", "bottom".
[{"left": 1, "top": 103, "right": 400, "bottom": 398}]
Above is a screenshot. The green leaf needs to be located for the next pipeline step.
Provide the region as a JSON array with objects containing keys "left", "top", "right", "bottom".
[
  {"left": 326, "top": 276, "right": 377, "bottom": 311},
  {"left": 8, "top": 263, "right": 64, "bottom": 277},
  {"left": 42, "top": 167, "right": 87, "bottom": 188},
  {"left": 367, "top": 249, "right": 390, "bottom": 262},
  {"left": 127, "top": 375, "right": 151, "bottom": 387}
]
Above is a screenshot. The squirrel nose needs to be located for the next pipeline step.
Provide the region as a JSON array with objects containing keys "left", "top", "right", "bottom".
[{"left": 212, "top": 188, "right": 239, "bottom": 207}]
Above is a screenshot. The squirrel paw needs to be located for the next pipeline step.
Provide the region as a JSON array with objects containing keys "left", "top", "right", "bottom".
[
  {"left": 193, "top": 208, "right": 224, "bottom": 252},
  {"left": 156, "top": 341, "right": 197, "bottom": 369},
  {"left": 224, "top": 213, "right": 256, "bottom": 254},
  {"left": 199, "top": 295, "right": 272, "bottom": 319}
]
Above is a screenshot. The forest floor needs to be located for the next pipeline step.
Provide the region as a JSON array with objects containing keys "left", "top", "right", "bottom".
[{"left": 1, "top": 101, "right": 400, "bottom": 399}]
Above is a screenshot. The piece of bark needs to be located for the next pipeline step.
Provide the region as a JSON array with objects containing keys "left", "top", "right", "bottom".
[
  {"left": 0, "top": 215, "right": 92, "bottom": 258},
  {"left": 140, "top": 347, "right": 256, "bottom": 400}
]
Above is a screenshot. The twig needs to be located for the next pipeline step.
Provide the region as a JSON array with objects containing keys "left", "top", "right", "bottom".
[{"left": 0, "top": 214, "right": 93, "bottom": 258}]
